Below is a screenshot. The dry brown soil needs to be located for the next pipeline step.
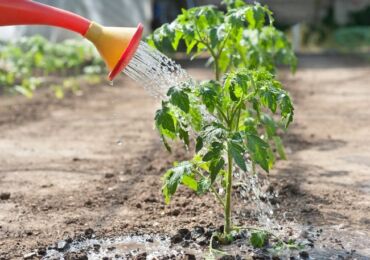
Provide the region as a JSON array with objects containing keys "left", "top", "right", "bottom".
[{"left": 0, "top": 55, "right": 369, "bottom": 259}]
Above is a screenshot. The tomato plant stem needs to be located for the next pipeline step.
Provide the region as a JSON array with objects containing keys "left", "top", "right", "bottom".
[{"left": 224, "top": 149, "right": 233, "bottom": 236}]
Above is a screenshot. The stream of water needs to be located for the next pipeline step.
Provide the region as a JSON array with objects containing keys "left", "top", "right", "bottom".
[{"left": 123, "top": 41, "right": 192, "bottom": 98}]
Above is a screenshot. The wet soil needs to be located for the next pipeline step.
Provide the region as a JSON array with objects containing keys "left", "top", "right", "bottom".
[{"left": 0, "top": 55, "right": 369, "bottom": 259}]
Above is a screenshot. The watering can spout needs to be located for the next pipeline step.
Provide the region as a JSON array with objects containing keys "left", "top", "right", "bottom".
[
  {"left": 85, "top": 22, "right": 144, "bottom": 81},
  {"left": 0, "top": 0, "right": 144, "bottom": 80}
]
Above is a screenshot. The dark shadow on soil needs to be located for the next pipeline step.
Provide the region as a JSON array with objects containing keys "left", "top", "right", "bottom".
[{"left": 283, "top": 132, "right": 346, "bottom": 152}]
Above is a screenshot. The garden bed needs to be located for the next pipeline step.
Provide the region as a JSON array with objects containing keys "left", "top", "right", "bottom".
[{"left": 0, "top": 55, "right": 369, "bottom": 259}]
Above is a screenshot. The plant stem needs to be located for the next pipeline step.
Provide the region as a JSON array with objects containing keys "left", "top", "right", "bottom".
[
  {"left": 215, "top": 59, "right": 221, "bottom": 81},
  {"left": 224, "top": 148, "right": 233, "bottom": 236}
]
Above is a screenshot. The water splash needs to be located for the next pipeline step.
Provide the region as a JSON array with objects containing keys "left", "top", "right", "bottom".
[
  {"left": 235, "top": 169, "right": 278, "bottom": 230},
  {"left": 123, "top": 41, "right": 192, "bottom": 99}
]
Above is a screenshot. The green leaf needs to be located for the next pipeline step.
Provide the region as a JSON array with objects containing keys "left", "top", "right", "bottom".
[
  {"left": 203, "top": 150, "right": 216, "bottom": 162},
  {"left": 279, "top": 93, "right": 294, "bottom": 127},
  {"left": 228, "top": 140, "right": 246, "bottom": 171},
  {"left": 162, "top": 161, "right": 193, "bottom": 204},
  {"left": 155, "top": 106, "right": 175, "bottom": 133},
  {"left": 246, "top": 134, "right": 270, "bottom": 172},
  {"left": 261, "top": 114, "right": 276, "bottom": 139},
  {"left": 196, "top": 136, "right": 204, "bottom": 153},
  {"left": 250, "top": 231, "right": 268, "bottom": 248},
  {"left": 197, "top": 177, "right": 211, "bottom": 194},
  {"left": 168, "top": 87, "right": 190, "bottom": 113},
  {"left": 198, "top": 80, "right": 220, "bottom": 113},
  {"left": 179, "top": 127, "right": 190, "bottom": 147},
  {"left": 182, "top": 175, "right": 198, "bottom": 191},
  {"left": 273, "top": 136, "right": 286, "bottom": 159},
  {"left": 209, "top": 158, "right": 225, "bottom": 183}
]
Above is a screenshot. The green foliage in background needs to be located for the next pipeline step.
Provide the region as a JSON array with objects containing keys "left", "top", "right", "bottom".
[
  {"left": 334, "top": 26, "right": 370, "bottom": 51},
  {"left": 149, "top": 0, "right": 297, "bottom": 248},
  {"left": 0, "top": 36, "right": 105, "bottom": 98}
]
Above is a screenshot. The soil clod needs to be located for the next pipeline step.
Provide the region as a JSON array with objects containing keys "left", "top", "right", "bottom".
[
  {"left": 299, "top": 251, "right": 309, "bottom": 259},
  {"left": 0, "top": 192, "right": 10, "bottom": 200},
  {"left": 84, "top": 228, "right": 94, "bottom": 238},
  {"left": 170, "top": 233, "right": 183, "bottom": 244},
  {"left": 65, "top": 252, "right": 88, "bottom": 260}
]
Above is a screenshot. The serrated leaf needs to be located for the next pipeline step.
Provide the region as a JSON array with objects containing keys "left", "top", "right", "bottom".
[
  {"left": 209, "top": 158, "right": 225, "bottom": 183},
  {"left": 168, "top": 87, "right": 190, "bottom": 113},
  {"left": 155, "top": 107, "right": 176, "bottom": 134},
  {"left": 228, "top": 141, "right": 246, "bottom": 171},
  {"left": 203, "top": 150, "right": 216, "bottom": 162},
  {"left": 246, "top": 134, "right": 270, "bottom": 172},
  {"left": 250, "top": 231, "right": 268, "bottom": 248},
  {"left": 197, "top": 177, "right": 211, "bottom": 194},
  {"left": 196, "top": 136, "right": 204, "bottom": 153},
  {"left": 182, "top": 175, "right": 198, "bottom": 191},
  {"left": 261, "top": 114, "right": 276, "bottom": 139},
  {"left": 179, "top": 127, "right": 190, "bottom": 147},
  {"left": 162, "top": 161, "right": 193, "bottom": 203}
]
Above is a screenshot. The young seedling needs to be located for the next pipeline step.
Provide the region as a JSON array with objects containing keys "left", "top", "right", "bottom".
[{"left": 148, "top": 0, "right": 296, "bottom": 246}]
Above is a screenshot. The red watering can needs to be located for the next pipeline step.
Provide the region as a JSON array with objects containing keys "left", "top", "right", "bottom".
[{"left": 0, "top": 0, "right": 144, "bottom": 80}]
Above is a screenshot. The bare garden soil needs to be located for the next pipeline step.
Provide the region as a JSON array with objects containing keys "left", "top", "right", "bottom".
[{"left": 0, "top": 55, "right": 369, "bottom": 259}]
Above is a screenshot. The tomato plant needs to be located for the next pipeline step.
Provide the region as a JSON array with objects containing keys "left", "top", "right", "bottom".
[{"left": 148, "top": 1, "right": 296, "bottom": 244}]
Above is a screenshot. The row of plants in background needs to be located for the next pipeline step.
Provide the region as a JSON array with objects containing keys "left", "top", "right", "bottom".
[
  {"left": 0, "top": 36, "right": 105, "bottom": 98},
  {"left": 149, "top": 0, "right": 298, "bottom": 255}
]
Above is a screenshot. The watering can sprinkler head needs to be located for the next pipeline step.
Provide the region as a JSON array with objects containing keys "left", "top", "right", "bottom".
[
  {"left": 0, "top": 0, "right": 144, "bottom": 81},
  {"left": 85, "top": 22, "right": 144, "bottom": 81}
]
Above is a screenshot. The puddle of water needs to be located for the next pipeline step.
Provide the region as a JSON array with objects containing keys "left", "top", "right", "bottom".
[
  {"left": 43, "top": 234, "right": 202, "bottom": 259},
  {"left": 307, "top": 226, "right": 370, "bottom": 260}
]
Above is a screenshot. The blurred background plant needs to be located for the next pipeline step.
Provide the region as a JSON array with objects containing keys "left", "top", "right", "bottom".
[{"left": 0, "top": 36, "right": 105, "bottom": 98}]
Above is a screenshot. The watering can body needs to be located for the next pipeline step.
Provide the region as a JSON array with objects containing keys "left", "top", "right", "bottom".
[{"left": 0, "top": 0, "right": 143, "bottom": 80}]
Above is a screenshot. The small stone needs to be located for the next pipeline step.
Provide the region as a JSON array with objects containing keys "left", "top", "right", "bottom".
[
  {"left": 57, "top": 240, "right": 68, "bottom": 251},
  {"left": 146, "top": 237, "right": 154, "bottom": 243},
  {"left": 0, "top": 192, "right": 10, "bottom": 200},
  {"left": 135, "top": 203, "right": 142, "bottom": 209},
  {"left": 23, "top": 252, "right": 36, "bottom": 259},
  {"left": 178, "top": 228, "right": 191, "bottom": 239},
  {"left": 299, "top": 251, "right": 309, "bottom": 259}
]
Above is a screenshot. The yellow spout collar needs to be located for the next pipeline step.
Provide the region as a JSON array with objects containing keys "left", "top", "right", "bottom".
[{"left": 84, "top": 22, "right": 137, "bottom": 71}]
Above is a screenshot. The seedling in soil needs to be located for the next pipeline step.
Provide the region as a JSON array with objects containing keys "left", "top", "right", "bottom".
[{"left": 148, "top": 0, "right": 296, "bottom": 251}]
